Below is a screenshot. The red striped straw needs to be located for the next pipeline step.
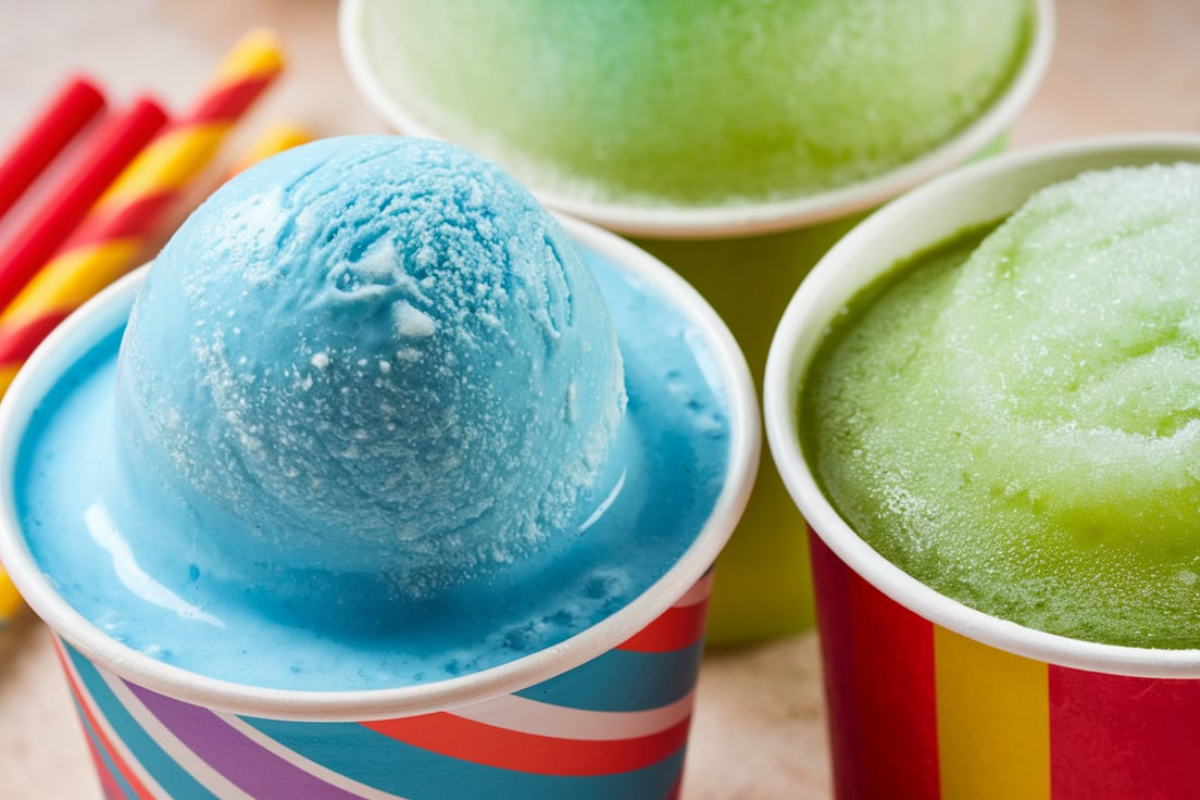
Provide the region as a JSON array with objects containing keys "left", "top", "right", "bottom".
[
  {"left": 0, "top": 76, "right": 106, "bottom": 224},
  {"left": 58, "top": 30, "right": 285, "bottom": 259},
  {"left": 0, "top": 30, "right": 285, "bottom": 399},
  {"left": 0, "top": 98, "right": 168, "bottom": 316}
]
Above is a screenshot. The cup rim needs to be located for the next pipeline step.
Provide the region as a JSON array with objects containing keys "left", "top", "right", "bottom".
[
  {"left": 0, "top": 213, "right": 760, "bottom": 721},
  {"left": 338, "top": 0, "right": 1055, "bottom": 240},
  {"left": 764, "top": 133, "right": 1200, "bottom": 679}
]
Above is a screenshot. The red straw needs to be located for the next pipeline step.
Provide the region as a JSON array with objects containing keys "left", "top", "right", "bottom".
[
  {"left": 0, "top": 97, "right": 168, "bottom": 316},
  {"left": 0, "top": 76, "right": 106, "bottom": 224}
]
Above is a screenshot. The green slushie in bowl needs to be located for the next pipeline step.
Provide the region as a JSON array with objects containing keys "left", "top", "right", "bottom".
[
  {"left": 804, "top": 162, "right": 1200, "bottom": 648},
  {"left": 350, "top": 0, "right": 1035, "bottom": 229}
]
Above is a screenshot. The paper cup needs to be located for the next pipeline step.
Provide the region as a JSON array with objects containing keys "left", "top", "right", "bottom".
[
  {"left": 764, "top": 135, "right": 1200, "bottom": 799},
  {"left": 339, "top": 0, "right": 1054, "bottom": 240},
  {"left": 0, "top": 216, "right": 759, "bottom": 799},
  {"left": 632, "top": 219, "right": 860, "bottom": 643},
  {"left": 630, "top": 133, "right": 1002, "bottom": 644}
]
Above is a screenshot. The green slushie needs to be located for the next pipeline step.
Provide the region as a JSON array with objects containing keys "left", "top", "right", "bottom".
[
  {"left": 804, "top": 163, "right": 1200, "bottom": 648},
  {"left": 358, "top": 0, "right": 1031, "bottom": 209}
]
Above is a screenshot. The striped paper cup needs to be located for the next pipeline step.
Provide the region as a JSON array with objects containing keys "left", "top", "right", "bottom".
[
  {"left": 0, "top": 215, "right": 759, "bottom": 799},
  {"left": 51, "top": 577, "right": 713, "bottom": 800},
  {"left": 764, "top": 135, "right": 1200, "bottom": 800}
]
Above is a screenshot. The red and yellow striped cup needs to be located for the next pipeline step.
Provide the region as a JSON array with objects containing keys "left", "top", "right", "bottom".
[{"left": 764, "top": 135, "right": 1200, "bottom": 800}]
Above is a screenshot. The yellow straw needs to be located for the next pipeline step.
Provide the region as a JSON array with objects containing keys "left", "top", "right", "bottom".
[{"left": 0, "top": 572, "right": 21, "bottom": 627}]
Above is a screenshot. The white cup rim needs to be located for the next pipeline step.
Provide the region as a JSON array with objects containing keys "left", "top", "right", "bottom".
[
  {"left": 764, "top": 133, "right": 1200, "bottom": 679},
  {"left": 0, "top": 214, "right": 760, "bottom": 721},
  {"left": 338, "top": 0, "right": 1055, "bottom": 240}
]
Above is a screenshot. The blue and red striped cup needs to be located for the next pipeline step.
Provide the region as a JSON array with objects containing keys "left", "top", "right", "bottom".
[
  {"left": 765, "top": 135, "right": 1200, "bottom": 800},
  {"left": 54, "top": 575, "right": 713, "bottom": 800},
  {"left": 0, "top": 217, "right": 760, "bottom": 799}
]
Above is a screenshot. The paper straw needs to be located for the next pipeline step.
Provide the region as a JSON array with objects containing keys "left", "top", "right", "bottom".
[
  {"left": 0, "top": 29, "right": 285, "bottom": 392},
  {"left": 83, "top": 29, "right": 285, "bottom": 223},
  {"left": 0, "top": 97, "right": 168, "bottom": 316},
  {"left": 0, "top": 33, "right": 284, "bottom": 625},
  {"left": 227, "top": 121, "right": 312, "bottom": 177},
  {"left": 0, "top": 76, "right": 106, "bottom": 224}
]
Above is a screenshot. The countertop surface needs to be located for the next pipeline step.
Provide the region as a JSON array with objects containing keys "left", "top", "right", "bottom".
[{"left": 2, "top": 1, "right": 1199, "bottom": 797}]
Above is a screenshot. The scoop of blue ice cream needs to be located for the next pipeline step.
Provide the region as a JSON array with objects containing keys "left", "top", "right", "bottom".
[{"left": 116, "top": 136, "right": 626, "bottom": 590}]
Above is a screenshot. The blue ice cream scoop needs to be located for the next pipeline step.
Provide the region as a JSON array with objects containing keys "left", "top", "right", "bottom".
[{"left": 116, "top": 136, "right": 626, "bottom": 590}]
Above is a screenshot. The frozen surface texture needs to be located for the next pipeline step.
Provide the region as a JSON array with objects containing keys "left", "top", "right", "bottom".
[
  {"left": 806, "top": 163, "right": 1200, "bottom": 648},
  {"left": 117, "top": 136, "right": 625, "bottom": 588},
  {"left": 362, "top": 0, "right": 1032, "bottom": 207}
]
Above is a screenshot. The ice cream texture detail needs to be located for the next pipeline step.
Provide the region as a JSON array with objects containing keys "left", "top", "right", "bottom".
[{"left": 117, "top": 136, "right": 625, "bottom": 589}]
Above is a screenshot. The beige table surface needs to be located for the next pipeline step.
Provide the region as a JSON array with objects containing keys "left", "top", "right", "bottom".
[{"left": 2, "top": 1, "right": 1198, "bottom": 797}]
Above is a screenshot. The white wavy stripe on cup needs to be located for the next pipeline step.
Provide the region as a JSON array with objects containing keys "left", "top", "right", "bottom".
[
  {"left": 339, "top": 0, "right": 1055, "bottom": 240},
  {"left": 0, "top": 213, "right": 760, "bottom": 721},
  {"left": 763, "top": 134, "right": 1200, "bottom": 679}
]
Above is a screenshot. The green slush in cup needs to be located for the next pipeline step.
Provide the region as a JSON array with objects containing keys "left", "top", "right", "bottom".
[{"left": 766, "top": 135, "right": 1200, "bottom": 799}]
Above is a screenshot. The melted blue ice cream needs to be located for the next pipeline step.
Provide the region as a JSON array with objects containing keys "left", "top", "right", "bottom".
[
  {"left": 16, "top": 137, "right": 732, "bottom": 690},
  {"left": 117, "top": 137, "right": 625, "bottom": 591}
]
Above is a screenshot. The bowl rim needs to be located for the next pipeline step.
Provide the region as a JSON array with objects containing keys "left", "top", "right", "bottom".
[
  {"left": 0, "top": 213, "right": 761, "bottom": 721},
  {"left": 763, "top": 133, "right": 1200, "bottom": 678},
  {"left": 338, "top": 0, "right": 1055, "bottom": 239}
]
